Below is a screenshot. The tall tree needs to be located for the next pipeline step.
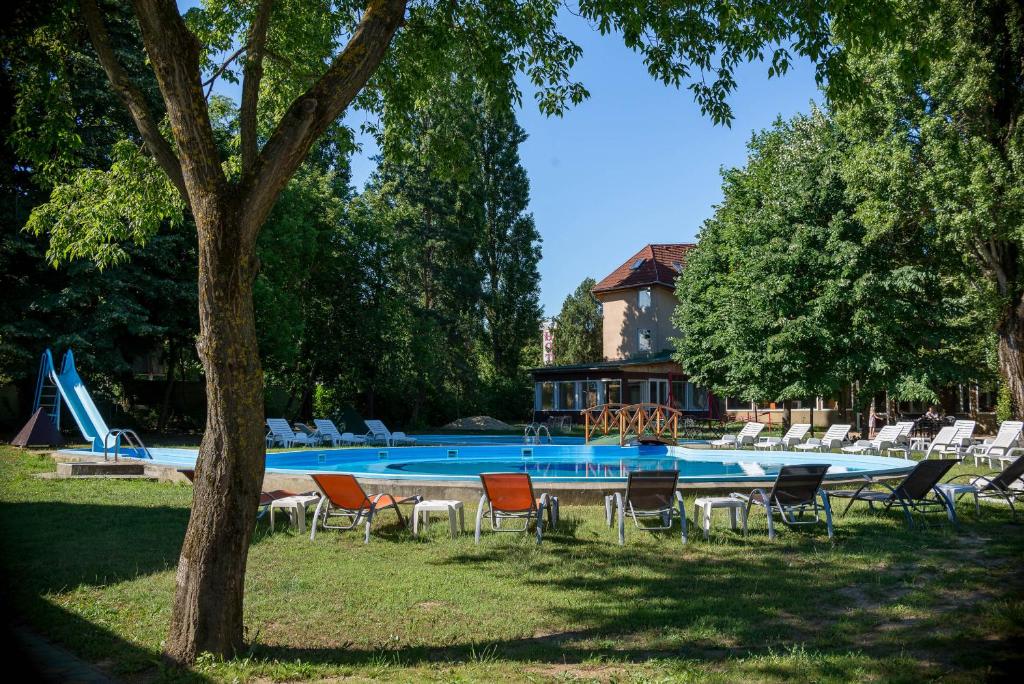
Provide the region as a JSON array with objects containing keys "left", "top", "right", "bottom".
[
  {"left": 834, "top": 0, "right": 1024, "bottom": 416},
  {"left": 672, "top": 109, "right": 983, "bottom": 413},
  {"left": 15, "top": 0, "right": 928, "bottom": 664},
  {"left": 555, "top": 277, "right": 603, "bottom": 364},
  {"left": 474, "top": 99, "right": 543, "bottom": 411}
]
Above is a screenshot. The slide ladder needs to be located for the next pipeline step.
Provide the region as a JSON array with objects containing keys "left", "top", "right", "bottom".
[
  {"left": 33, "top": 348, "right": 152, "bottom": 459},
  {"left": 33, "top": 350, "right": 62, "bottom": 431}
]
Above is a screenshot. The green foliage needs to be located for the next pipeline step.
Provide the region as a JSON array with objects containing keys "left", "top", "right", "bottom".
[
  {"left": 996, "top": 384, "right": 1013, "bottom": 424},
  {"left": 831, "top": 0, "right": 1024, "bottom": 415},
  {"left": 24, "top": 140, "right": 185, "bottom": 268},
  {"left": 672, "top": 108, "right": 985, "bottom": 405},
  {"left": 554, "top": 277, "right": 603, "bottom": 364}
]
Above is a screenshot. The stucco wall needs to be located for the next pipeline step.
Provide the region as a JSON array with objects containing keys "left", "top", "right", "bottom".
[{"left": 597, "top": 285, "right": 681, "bottom": 360}]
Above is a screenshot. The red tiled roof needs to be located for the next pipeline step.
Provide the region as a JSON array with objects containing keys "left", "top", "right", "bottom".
[{"left": 592, "top": 243, "right": 696, "bottom": 294}]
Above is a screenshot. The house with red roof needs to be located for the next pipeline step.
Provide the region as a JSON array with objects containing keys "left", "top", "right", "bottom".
[{"left": 531, "top": 243, "right": 724, "bottom": 423}]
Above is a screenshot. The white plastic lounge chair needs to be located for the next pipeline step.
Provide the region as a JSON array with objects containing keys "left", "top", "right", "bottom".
[
  {"left": 293, "top": 422, "right": 325, "bottom": 445},
  {"left": 842, "top": 425, "right": 903, "bottom": 455},
  {"left": 921, "top": 426, "right": 970, "bottom": 459},
  {"left": 970, "top": 421, "right": 1024, "bottom": 468},
  {"left": 362, "top": 419, "right": 391, "bottom": 445},
  {"left": 951, "top": 420, "right": 977, "bottom": 451},
  {"left": 894, "top": 421, "right": 915, "bottom": 444},
  {"left": 312, "top": 419, "right": 346, "bottom": 446},
  {"left": 754, "top": 424, "right": 811, "bottom": 451},
  {"left": 793, "top": 424, "right": 850, "bottom": 452},
  {"left": 266, "top": 418, "right": 313, "bottom": 448},
  {"left": 391, "top": 431, "right": 418, "bottom": 445},
  {"left": 710, "top": 422, "right": 764, "bottom": 449},
  {"left": 340, "top": 432, "right": 367, "bottom": 445}
]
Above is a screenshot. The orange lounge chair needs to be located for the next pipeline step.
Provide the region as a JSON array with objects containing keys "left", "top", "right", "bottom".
[
  {"left": 308, "top": 473, "right": 421, "bottom": 543},
  {"left": 177, "top": 469, "right": 305, "bottom": 518},
  {"left": 475, "top": 472, "right": 559, "bottom": 544}
]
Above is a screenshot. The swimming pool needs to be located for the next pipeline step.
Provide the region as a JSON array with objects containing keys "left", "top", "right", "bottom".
[{"left": 103, "top": 444, "right": 916, "bottom": 483}]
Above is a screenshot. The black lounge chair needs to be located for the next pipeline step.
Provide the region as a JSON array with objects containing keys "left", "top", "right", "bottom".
[
  {"left": 731, "top": 464, "right": 834, "bottom": 539},
  {"left": 828, "top": 459, "right": 959, "bottom": 528},
  {"left": 605, "top": 470, "right": 687, "bottom": 545},
  {"left": 941, "top": 455, "right": 1024, "bottom": 520}
]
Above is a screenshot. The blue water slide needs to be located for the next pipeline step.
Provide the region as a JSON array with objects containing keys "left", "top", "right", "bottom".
[{"left": 46, "top": 349, "right": 112, "bottom": 452}]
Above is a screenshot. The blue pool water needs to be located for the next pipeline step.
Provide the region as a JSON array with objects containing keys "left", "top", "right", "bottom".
[{"left": 95, "top": 444, "right": 917, "bottom": 483}]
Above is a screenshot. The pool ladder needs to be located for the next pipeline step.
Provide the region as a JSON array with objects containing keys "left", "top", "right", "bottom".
[
  {"left": 102, "top": 429, "right": 153, "bottom": 461},
  {"left": 523, "top": 423, "right": 552, "bottom": 445}
]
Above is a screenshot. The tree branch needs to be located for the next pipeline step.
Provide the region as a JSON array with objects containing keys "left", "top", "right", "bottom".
[
  {"left": 240, "top": 0, "right": 274, "bottom": 174},
  {"left": 203, "top": 44, "right": 247, "bottom": 98},
  {"left": 240, "top": 0, "right": 408, "bottom": 233},
  {"left": 131, "top": 0, "right": 227, "bottom": 208},
  {"left": 79, "top": 0, "right": 187, "bottom": 198}
]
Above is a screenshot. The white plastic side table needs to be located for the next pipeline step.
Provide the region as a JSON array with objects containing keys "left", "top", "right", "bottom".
[
  {"left": 935, "top": 483, "right": 980, "bottom": 515},
  {"left": 269, "top": 494, "right": 321, "bottom": 533},
  {"left": 694, "top": 496, "right": 747, "bottom": 540},
  {"left": 413, "top": 499, "right": 465, "bottom": 539}
]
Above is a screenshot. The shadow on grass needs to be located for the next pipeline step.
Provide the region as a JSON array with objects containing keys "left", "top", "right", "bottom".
[{"left": 251, "top": 515, "right": 1024, "bottom": 680}]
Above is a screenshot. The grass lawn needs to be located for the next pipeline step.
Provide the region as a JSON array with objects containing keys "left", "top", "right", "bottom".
[{"left": 1, "top": 445, "right": 1022, "bottom": 682}]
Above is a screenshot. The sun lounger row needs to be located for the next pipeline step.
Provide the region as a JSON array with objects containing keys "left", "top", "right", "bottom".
[
  {"left": 713, "top": 419, "right": 1022, "bottom": 460},
  {"left": 265, "top": 418, "right": 417, "bottom": 448},
  {"left": 180, "top": 452, "right": 1024, "bottom": 544}
]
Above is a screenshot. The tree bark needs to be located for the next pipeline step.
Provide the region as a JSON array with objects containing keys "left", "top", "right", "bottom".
[
  {"left": 82, "top": 0, "right": 409, "bottom": 665},
  {"left": 165, "top": 207, "right": 266, "bottom": 663},
  {"left": 997, "top": 300, "right": 1024, "bottom": 420}
]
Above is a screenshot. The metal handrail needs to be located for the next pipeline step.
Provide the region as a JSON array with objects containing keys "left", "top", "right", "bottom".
[{"left": 103, "top": 429, "right": 153, "bottom": 461}]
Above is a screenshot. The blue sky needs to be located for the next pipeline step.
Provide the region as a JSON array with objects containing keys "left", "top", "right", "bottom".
[
  {"left": 183, "top": 2, "right": 821, "bottom": 315},
  {"left": 348, "top": 16, "right": 822, "bottom": 315}
]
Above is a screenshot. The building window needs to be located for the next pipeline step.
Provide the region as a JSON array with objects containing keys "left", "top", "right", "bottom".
[
  {"left": 557, "top": 381, "right": 577, "bottom": 410},
  {"left": 604, "top": 380, "right": 622, "bottom": 404},
  {"left": 637, "top": 287, "right": 651, "bottom": 311},
  {"left": 726, "top": 397, "right": 750, "bottom": 411},
  {"left": 626, "top": 380, "right": 645, "bottom": 404},
  {"left": 539, "top": 382, "right": 554, "bottom": 411},
  {"left": 637, "top": 328, "right": 652, "bottom": 353},
  {"left": 689, "top": 384, "right": 708, "bottom": 410},
  {"left": 670, "top": 380, "right": 686, "bottom": 410},
  {"left": 582, "top": 381, "right": 600, "bottom": 408}
]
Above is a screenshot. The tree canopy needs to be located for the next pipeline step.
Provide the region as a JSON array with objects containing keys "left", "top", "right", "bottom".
[
  {"left": 555, "top": 277, "right": 603, "bottom": 364},
  {"left": 672, "top": 108, "right": 987, "bottom": 409}
]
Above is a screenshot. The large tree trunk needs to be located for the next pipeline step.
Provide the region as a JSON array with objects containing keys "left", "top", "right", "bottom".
[
  {"left": 997, "top": 299, "right": 1024, "bottom": 420},
  {"left": 164, "top": 209, "right": 266, "bottom": 663}
]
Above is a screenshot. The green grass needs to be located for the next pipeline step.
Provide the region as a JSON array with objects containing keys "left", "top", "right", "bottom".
[{"left": 1, "top": 446, "right": 1023, "bottom": 682}]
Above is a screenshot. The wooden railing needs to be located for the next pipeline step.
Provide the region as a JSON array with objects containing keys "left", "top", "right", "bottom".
[{"left": 581, "top": 403, "right": 683, "bottom": 446}]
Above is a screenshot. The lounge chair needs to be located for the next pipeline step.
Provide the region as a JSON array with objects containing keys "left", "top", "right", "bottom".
[
  {"left": 308, "top": 474, "right": 421, "bottom": 543},
  {"left": 364, "top": 419, "right": 397, "bottom": 446},
  {"left": 793, "top": 424, "right": 850, "bottom": 452},
  {"left": 950, "top": 419, "right": 977, "bottom": 452},
  {"left": 266, "top": 418, "right": 314, "bottom": 448},
  {"left": 293, "top": 422, "right": 325, "bottom": 445},
  {"left": 341, "top": 432, "right": 368, "bottom": 445},
  {"left": 391, "top": 431, "right": 418, "bottom": 445},
  {"left": 940, "top": 455, "right": 1024, "bottom": 520},
  {"left": 841, "top": 424, "right": 902, "bottom": 455},
  {"left": 884, "top": 421, "right": 918, "bottom": 456},
  {"left": 921, "top": 426, "right": 969, "bottom": 459},
  {"left": 731, "top": 464, "right": 834, "bottom": 539},
  {"left": 828, "top": 459, "right": 959, "bottom": 528},
  {"left": 312, "top": 418, "right": 343, "bottom": 446},
  {"left": 754, "top": 423, "right": 811, "bottom": 451},
  {"left": 605, "top": 470, "right": 687, "bottom": 545},
  {"left": 970, "top": 421, "right": 1024, "bottom": 468},
  {"left": 710, "top": 422, "right": 764, "bottom": 449},
  {"left": 474, "top": 472, "right": 558, "bottom": 544}
]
